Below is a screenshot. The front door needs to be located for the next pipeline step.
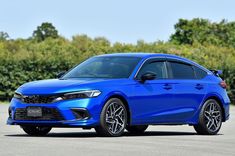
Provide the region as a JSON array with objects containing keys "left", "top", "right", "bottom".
[{"left": 130, "top": 58, "right": 176, "bottom": 124}]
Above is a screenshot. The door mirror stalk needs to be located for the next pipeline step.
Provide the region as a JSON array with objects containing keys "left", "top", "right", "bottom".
[{"left": 139, "top": 72, "right": 156, "bottom": 83}]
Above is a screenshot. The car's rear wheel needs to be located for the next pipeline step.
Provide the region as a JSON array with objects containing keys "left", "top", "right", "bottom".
[
  {"left": 194, "top": 99, "right": 222, "bottom": 135},
  {"left": 21, "top": 126, "right": 52, "bottom": 136},
  {"left": 95, "top": 98, "right": 127, "bottom": 137},
  {"left": 126, "top": 125, "right": 148, "bottom": 134}
]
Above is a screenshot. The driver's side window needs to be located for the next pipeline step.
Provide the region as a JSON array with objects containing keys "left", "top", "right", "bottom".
[{"left": 136, "top": 60, "right": 167, "bottom": 80}]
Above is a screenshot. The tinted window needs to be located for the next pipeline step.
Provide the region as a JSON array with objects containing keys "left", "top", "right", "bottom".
[
  {"left": 169, "top": 62, "right": 195, "bottom": 79},
  {"left": 194, "top": 66, "right": 207, "bottom": 79},
  {"left": 137, "top": 61, "right": 167, "bottom": 79},
  {"left": 62, "top": 56, "right": 141, "bottom": 79}
]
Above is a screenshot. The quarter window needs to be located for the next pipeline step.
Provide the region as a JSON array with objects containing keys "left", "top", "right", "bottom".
[
  {"left": 169, "top": 62, "right": 195, "bottom": 79},
  {"left": 193, "top": 66, "right": 207, "bottom": 79}
]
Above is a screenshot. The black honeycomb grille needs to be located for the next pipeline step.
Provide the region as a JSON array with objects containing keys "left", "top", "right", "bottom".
[{"left": 22, "top": 95, "right": 57, "bottom": 104}]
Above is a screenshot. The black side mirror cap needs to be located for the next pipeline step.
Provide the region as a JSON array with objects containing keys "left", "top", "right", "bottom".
[
  {"left": 140, "top": 72, "right": 156, "bottom": 83},
  {"left": 57, "top": 71, "right": 66, "bottom": 78}
]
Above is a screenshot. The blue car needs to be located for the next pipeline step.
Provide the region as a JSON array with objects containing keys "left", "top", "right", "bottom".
[{"left": 7, "top": 53, "right": 230, "bottom": 136}]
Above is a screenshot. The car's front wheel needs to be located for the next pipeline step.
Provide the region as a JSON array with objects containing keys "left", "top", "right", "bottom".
[
  {"left": 194, "top": 99, "right": 223, "bottom": 135},
  {"left": 95, "top": 98, "right": 127, "bottom": 137},
  {"left": 21, "top": 126, "right": 52, "bottom": 136}
]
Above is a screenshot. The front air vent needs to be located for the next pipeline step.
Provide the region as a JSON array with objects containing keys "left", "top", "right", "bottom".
[
  {"left": 8, "top": 107, "right": 12, "bottom": 119},
  {"left": 71, "top": 108, "right": 90, "bottom": 120}
]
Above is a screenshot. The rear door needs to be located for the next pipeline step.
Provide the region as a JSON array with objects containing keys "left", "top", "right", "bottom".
[{"left": 166, "top": 59, "right": 208, "bottom": 122}]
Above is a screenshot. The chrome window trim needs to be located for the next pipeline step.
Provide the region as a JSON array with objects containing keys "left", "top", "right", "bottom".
[{"left": 133, "top": 56, "right": 166, "bottom": 79}]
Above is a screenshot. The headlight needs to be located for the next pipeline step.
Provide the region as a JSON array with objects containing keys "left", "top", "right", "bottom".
[
  {"left": 14, "top": 92, "right": 22, "bottom": 99},
  {"left": 53, "top": 90, "right": 101, "bottom": 102}
]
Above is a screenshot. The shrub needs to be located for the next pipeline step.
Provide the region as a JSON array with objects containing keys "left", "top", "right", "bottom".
[{"left": 0, "top": 36, "right": 234, "bottom": 104}]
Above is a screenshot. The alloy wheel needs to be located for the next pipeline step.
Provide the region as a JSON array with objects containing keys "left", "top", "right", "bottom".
[
  {"left": 105, "top": 102, "right": 126, "bottom": 134},
  {"left": 204, "top": 102, "right": 222, "bottom": 132}
]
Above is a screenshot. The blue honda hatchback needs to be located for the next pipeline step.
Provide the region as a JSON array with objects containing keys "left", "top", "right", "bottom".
[{"left": 7, "top": 53, "right": 230, "bottom": 136}]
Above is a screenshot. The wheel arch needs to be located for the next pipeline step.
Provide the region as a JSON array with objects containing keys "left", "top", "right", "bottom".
[
  {"left": 102, "top": 92, "right": 131, "bottom": 125},
  {"left": 203, "top": 95, "right": 226, "bottom": 122}
]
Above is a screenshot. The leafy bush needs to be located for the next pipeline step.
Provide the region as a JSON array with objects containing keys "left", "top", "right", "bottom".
[{"left": 0, "top": 36, "right": 235, "bottom": 104}]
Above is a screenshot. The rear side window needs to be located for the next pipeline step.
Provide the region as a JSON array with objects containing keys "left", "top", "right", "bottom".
[
  {"left": 137, "top": 61, "right": 167, "bottom": 79},
  {"left": 193, "top": 66, "right": 207, "bottom": 79},
  {"left": 169, "top": 62, "right": 195, "bottom": 79}
]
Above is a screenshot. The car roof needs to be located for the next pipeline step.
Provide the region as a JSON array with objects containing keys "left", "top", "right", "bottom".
[
  {"left": 97, "top": 52, "right": 211, "bottom": 73},
  {"left": 97, "top": 53, "right": 195, "bottom": 64},
  {"left": 97, "top": 53, "right": 168, "bottom": 58}
]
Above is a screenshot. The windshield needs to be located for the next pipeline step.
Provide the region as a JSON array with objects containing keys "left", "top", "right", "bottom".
[{"left": 62, "top": 56, "right": 141, "bottom": 79}]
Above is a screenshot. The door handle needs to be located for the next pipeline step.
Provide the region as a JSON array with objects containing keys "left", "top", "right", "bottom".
[
  {"left": 163, "top": 84, "right": 172, "bottom": 90},
  {"left": 195, "top": 84, "right": 204, "bottom": 90}
]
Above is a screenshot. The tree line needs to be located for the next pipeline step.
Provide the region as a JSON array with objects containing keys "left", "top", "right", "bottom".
[{"left": 0, "top": 19, "right": 235, "bottom": 103}]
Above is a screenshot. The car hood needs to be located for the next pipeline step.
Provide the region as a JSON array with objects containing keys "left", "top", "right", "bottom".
[{"left": 17, "top": 78, "right": 129, "bottom": 95}]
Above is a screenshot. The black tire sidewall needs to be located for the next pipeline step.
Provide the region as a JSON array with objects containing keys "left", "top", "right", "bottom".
[
  {"left": 199, "top": 99, "right": 222, "bottom": 135},
  {"left": 99, "top": 98, "right": 127, "bottom": 137}
]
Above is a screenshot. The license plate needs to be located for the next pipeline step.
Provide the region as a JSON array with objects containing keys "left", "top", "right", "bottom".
[{"left": 27, "top": 107, "right": 42, "bottom": 117}]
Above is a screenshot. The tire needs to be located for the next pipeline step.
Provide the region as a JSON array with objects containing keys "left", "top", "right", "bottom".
[
  {"left": 194, "top": 99, "right": 223, "bottom": 135},
  {"left": 21, "top": 126, "right": 52, "bottom": 136},
  {"left": 95, "top": 98, "right": 127, "bottom": 137},
  {"left": 126, "top": 125, "right": 148, "bottom": 134}
]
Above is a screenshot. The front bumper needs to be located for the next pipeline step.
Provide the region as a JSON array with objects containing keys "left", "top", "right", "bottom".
[{"left": 7, "top": 97, "right": 102, "bottom": 127}]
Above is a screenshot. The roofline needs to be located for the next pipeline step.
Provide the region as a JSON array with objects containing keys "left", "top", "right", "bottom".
[{"left": 94, "top": 52, "right": 211, "bottom": 73}]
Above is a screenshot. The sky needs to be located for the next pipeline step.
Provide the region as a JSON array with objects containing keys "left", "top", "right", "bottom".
[{"left": 0, "top": 0, "right": 235, "bottom": 43}]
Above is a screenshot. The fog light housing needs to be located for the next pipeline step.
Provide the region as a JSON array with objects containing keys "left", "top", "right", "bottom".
[
  {"left": 70, "top": 108, "right": 90, "bottom": 120},
  {"left": 8, "top": 107, "right": 12, "bottom": 119}
]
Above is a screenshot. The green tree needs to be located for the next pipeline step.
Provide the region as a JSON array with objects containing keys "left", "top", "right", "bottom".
[
  {"left": 71, "top": 35, "right": 93, "bottom": 52},
  {"left": 170, "top": 18, "right": 235, "bottom": 47},
  {"left": 32, "top": 22, "right": 59, "bottom": 42},
  {"left": 0, "top": 31, "right": 9, "bottom": 41},
  {"left": 93, "top": 37, "right": 110, "bottom": 47}
]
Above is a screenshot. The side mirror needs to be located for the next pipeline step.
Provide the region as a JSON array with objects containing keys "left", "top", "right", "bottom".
[
  {"left": 140, "top": 72, "right": 156, "bottom": 83},
  {"left": 57, "top": 71, "right": 66, "bottom": 78}
]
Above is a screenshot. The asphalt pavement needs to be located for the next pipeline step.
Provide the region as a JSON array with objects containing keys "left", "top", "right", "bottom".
[{"left": 0, "top": 104, "right": 234, "bottom": 156}]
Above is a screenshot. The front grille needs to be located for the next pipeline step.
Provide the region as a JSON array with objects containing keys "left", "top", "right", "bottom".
[
  {"left": 22, "top": 95, "right": 57, "bottom": 104},
  {"left": 14, "top": 107, "right": 64, "bottom": 121}
]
